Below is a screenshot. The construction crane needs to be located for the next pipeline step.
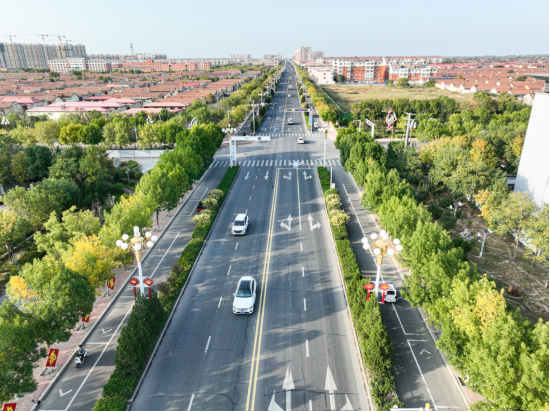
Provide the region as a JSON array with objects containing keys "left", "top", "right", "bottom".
[{"left": 57, "top": 34, "right": 66, "bottom": 58}]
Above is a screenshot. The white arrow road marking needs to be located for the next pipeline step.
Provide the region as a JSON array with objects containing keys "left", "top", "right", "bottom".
[
  {"left": 59, "top": 389, "right": 72, "bottom": 397},
  {"left": 420, "top": 349, "right": 431, "bottom": 355},
  {"left": 303, "top": 171, "right": 312, "bottom": 180},
  {"left": 325, "top": 366, "right": 337, "bottom": 411},
  {"left": 280, "top": 215, "right": 293, "bottom": 231},
  {"left": 245, "top": 171, "right": 250, "bottom": 180},
  {"left": 341, "top": 395, "right": 353, "bottom": 411},
  {"left": 101, "top": 329, "right": 112, "bottom": 334},
  {"left": 268, "top": 391, "right": 283, "bottom": 411},
  {"left": 282, "top": 366, "right": 295, "bottom": 411},
  {"left": 283, "top": 171, "right": 292, "bottom": 180},
  {"left": 307, "top": 215, "right": 321, "bottom": 231},
  {"left": 264, "top": 171, "right": 269, "bottom": 180},
  {"left": 280, "top": 221, "right": 291, "bottom": 231},
  {"left": 187, "top": 394, "right": 195, "bottom": 411}
]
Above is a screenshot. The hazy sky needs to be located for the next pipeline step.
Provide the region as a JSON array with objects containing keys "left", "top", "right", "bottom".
[{"left": 2, "top": 0, "right": 548, "bottom": 58}]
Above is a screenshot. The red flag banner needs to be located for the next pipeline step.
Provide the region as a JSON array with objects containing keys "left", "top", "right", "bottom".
[
  {"left": 2, "top": 403, "right": 17, "bottom": 411},
  {"left": 45, "top": 348, "right": 59, "bottom": 367},
  {"left": 81, "top": 313, "right": 90, "bottom": 323},
  {"left": 107, "top": 277, "right": 115, "bottom": 290}
]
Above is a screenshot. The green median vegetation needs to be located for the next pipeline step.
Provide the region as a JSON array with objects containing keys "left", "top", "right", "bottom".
[
  {"left": 92, "top": 166, "right": 239, "bottom": 411},
  {"left": 317, "top": 166, "right": 402, "bottom": 411}
]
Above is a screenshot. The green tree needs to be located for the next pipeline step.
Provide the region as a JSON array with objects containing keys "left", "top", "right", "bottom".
[
  {"left": 338, "top": 74, "right": 345, "bottom": 83},
  {"left": 523, "top": 205, "right": 549, "bottom": 266},
  {"left": 34, "top": 207, "right": 101, "bottom": 256},
  {"left": 103, "top": 121, "right": 131, "bottom": 149},
  {"left": 362, "top": 165, "right": 411, "bottom": 212},
  {"left": 23, "top": 145, "right": 52, "bottom": 181},
  {"left": 397, "top": 78, "right": 410, "bottom": 88},
  {"left": 11, "top": 125, "right": 37, "bottom": 146},
  {"left": 79, "top": 146, "right": 109, "bottom": 186},
  {"left": 490, "top": 191, "right": 536, "bottom": 259},
  {"left": 10, "top": 151, "right": 29, "bottom": 184},
  {"left": 7, "top": 255, "right": 95, "bottom": 346},
  {"left": 77, "top": 124, "right": 102, "bottom": 145},
  {"left": 58, "top": 124, "right": 82, "bottom": 145},
  {"left": 193, "top": 210, "right": 212, "bottom": 228},
  {"left": 33, "top": 120, "right": 59, "bottom": 152},
  {"left": 137, "top": 123, "right": 157, "bottom": 149},
  {"left": 135, "top": 168, "right": 179, "bottom": 230},
  {"left": 204, "top": 93, "right": 216, "bottom": 104},
  {"left": 514, "top": 75, "right": 527, "bottom": 81},
  {"left": 0, "top": 210, "right": 31, "bottom": 262}
]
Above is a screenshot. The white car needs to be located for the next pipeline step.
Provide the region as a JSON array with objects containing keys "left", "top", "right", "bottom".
[
  {"left": 288, "top": 118, "right": 293, "bottom": 125},
  {"left": 297, "top": 136, "right": 305, "bottom": 144},
  {"left": 314, "top": 122, "right": 319, "bottom": 129},
  {"left": 233, "top": 276, "right": 257, "bottom": 314},
  {"left": 231, "top": 213, "right": 249, "bottom": 235},
  {"left": 383, "top": 283, "right": 397, "bottom": 303},
  {"left": 288, "top": 94, "right": 291, "bottom": 97}
]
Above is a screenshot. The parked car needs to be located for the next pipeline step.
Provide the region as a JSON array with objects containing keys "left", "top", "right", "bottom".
[{"left": 233, "top": 276, "right": 257, "bottom": 314}]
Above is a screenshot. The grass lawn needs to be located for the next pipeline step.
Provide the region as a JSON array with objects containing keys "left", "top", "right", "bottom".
[{"left": 323, "top": 85, "right": 474, "bottom": 112}]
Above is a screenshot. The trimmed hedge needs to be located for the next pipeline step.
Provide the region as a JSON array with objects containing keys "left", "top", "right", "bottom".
[
  {"left": 317, "top": 167, "right": 402, "bottom": 410},
  {"left": 93, "top": 165, "right": 240, "bottom": 410}
]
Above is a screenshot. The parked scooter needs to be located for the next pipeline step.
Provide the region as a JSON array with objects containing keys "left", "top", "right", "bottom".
[{"left": 75, "top": 346, "right": 88, "bottom": 368}]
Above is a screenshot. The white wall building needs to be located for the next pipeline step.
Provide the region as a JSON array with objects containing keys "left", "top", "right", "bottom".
[
  {"left": 308, "top": 67, "right": 335, "bottom": 85},
  {"left": 514, "top": 89, "right": 549, "bottom": 207}
]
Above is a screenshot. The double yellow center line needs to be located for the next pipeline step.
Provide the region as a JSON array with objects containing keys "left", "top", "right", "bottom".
[{"left": 245, "top": 168, "right": 279, "bottom": 411}]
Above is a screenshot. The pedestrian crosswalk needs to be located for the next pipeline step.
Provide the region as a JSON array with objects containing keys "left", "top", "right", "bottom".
[
  {"left": 258, "top": 132, "right": 324, "bottom": 138},
  {"left": 212, "top": 158, "right": 342, "bottom": 168}
]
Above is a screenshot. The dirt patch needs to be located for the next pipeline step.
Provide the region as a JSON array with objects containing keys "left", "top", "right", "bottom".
[
  {"left": 323, "top": 85, "right": 474, "bottom": 112},
  {"left": 446, "top": 203, "right": 549, "bottom": 324}
]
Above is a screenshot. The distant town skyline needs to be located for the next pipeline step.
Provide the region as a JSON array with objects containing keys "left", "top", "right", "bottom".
[{"left": 2, "top": 0, "right": 548, "bottom": 58}]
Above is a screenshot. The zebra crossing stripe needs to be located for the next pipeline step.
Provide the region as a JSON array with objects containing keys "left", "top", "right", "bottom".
[
  {"left": 284, "top": 160, "right": 286, "bottom": 166},
  {"left": 270, "top": 160, "right": 273, "bottom": 166}
]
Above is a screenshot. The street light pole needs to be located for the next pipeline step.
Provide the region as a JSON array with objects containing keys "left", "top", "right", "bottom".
[
  {"left": 353, "top": 119, "right": 362, "bottom": 132},
  {"left": 362, "top": 230, "right": 403, "bottom": 296},
  {"left": 116, "top": 227, "right": 157, "bottom": 296},
  {"left": 320, "top": 127, "right": 329, "bottom": 165},
  {"left": 477, "top": 228, "right": 493, "bottom": 258},
  {"left": 223, "top": 125, "right": 238, "bottom": 166},
  {"left": 448, "top": 201, "right": 464, "bottom": 217}
]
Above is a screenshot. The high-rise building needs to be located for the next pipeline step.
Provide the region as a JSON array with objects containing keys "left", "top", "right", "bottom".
[
  {"left": 264, "top": 53, "right": 283, "bottom": 60},
  {"left": 0, "top": 42, "right": 86, "bottom": 69},
  {"left": 294, "top": 46, "right": 324, "bottom": 63}
]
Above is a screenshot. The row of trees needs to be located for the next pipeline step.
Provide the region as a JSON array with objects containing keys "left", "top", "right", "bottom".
[
  {"left": 295, "top": 65, "right": 341, "bottom": 125},
  {"left": 337, "top": 126, "right": 548, "bottom": 410},
  {"left": 0, "top": 120, "right": 226, "bottom": 404}
]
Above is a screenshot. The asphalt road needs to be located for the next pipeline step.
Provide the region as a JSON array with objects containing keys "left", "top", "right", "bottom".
[
  {"left": 131, "top": 63, "right": 370, "bottom": 411},
  {"left": 37, "top": 164, "right": 229, "bottom": 411}
]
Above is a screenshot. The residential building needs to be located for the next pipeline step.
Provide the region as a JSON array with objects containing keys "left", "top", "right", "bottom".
[
  {"left": 264, "top": 54, "right": 283, "bottom": 60},
  {"left": 231, "top": 54, "right": 251, "bottom": 62},
  {"left": 0, "top": 42, "right": 86, "bottom": 69},
  {"left": 308, "top": 67, "right": 335, "bottom": 85},
  {"left": 514, "top": 73, "right": 549, "bottom": 207},
  {"left": 294, "top": 46, "right": 325, "bottom": 63}
]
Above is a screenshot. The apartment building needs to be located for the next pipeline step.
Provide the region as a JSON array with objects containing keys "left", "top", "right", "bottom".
[
  {"left": 294, "top": 46, "right": 324, "bottom": 63},
  {"left": 308, "top": 67, "right": 335, "bottom": 85},
  {"left": 120, "top": 60, "right": 212, "bottom": 72},
  {"left": 0, "top": 42, "right": 86, "bottom": 69},
  {"left": 264, "top": 54, "right": 283, "bottom": 60},
  {"left": 328, "top": 56, "right": 441, "bottom": 83},
  {"left": 230, "top": 54, "right": 251, "bottom": 62},
  {"left": 88, "top": 53, "right": 166, "bottom": 60}
]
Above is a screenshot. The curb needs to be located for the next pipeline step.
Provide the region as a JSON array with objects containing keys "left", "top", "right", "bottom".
[
  {"left": 32, "top": 157, "right": 219, "bottom": 411},
  {"left": 127, "top": 167, "right": 241, "bottom": 408},
  {"left": 315, "top": 167, "right": 375, "bottom": 412}
]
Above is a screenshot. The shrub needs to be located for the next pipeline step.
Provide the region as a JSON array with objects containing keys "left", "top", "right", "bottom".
[
  {"left": 427, "top": 203, "right": 442, "bottom": 219},
  {"left": 113, "top": 183, "right": 124, "bottom": 194},
  {"left": 438, "top": 196, "right": 454, "bottom": 208},
  {"left": 92, "top": 395, "right": 127, "bottom": 411},
  {"left": 449, "top": 237, "right": 474, "bottom": 259},
  {"left": 440, "top": 210, "right": 457, "bottom": 230}
]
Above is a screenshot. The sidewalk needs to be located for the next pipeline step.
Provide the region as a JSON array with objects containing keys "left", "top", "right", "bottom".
[{"left": 12, "top": 179, "right": 202, "bottom": 411}]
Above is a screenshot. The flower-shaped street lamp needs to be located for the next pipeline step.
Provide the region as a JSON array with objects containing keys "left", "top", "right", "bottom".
[
  {"left": 146, "top": 116, "right": 154, "bottom": 124},
  {"left": 362, "top": 230, "right": 403, "bottom": 297},
  {"left": 116, "top": 226, "right": 158, "bottom": 296},
  {"left": 223, "top": 125, "right": 238, "bottom": 167},
  {"left": 1, "top": 117, "right": 9, "bottom": 129},
  {"left": 448, "top": 201, "right": 464, "bottom": 217}
]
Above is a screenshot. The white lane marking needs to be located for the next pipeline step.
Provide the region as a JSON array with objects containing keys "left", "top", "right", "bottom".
[
  {"left": 296, "top": 168, "right": 302, "bottom": 231},
  {"left": 341, "top": 395, "right": 354, "bottom": 410},
  {"left": 59, "top": 389, "right": 72, "bottom": 397},
  {"left": 302, "top": 267, "right": 304, "bottom": 277},
  {"left": 407, "top": 340, "right": 437, "bottom": 410},
  {"left": 420, "top": 349, "right": 431, "bottom": 355},
  {"left": 249, "top": 196, "right": 252, "bottom": 201},
  {"left": 218, "top": 296, "right": 223, "bottom": 308},
  {"left": 392, "top": 304, "right": 420, "bottom": 335},
  {"left": 284, "top": 160, "right": 286, "bottom": 166},
  {"left": 300, "top": 243, "right": 302, "bottom": 251},
  {"left": 261, "top": 160, "right": 264, "bottom": 166},
  {"left": 65, "top": 301, "right": 134, "bottom": 410},
  {"left": 187, "top": 394, "right": 195, "bottom": 411},
  {"left": 245, "top": 209, "right": 248, "bottom": 214},
  {"left": 150, "top": 233, "right": 181, "bottom": 279},
  {"left": 252, "top": 160, "right": 256, "bottom": 167},
  {"left": 306, "top": 339, "right": 309, "bottom": 357},
  {"left": 235, "top": 243, "right": 239, "bottom": 250},
  {"left": 205, "top": 336, "right": 211, "bottom": 352},
  {"left": 101, "top": 328, "right": 112, "bottom": 334},
  {"left": 325, "top": 366, "right": 337, "bottom": 411},
  {"left": 270, "top": 160, "right": 273, "bottom": 166},
  {"left": 304, "top": 298, "right": 307, "bottom": 311},
  {"left": 309, "top": 400, "right": 312, "bottom": 411},
  {"left": 227, "top": 265, "right": 232, "bottom": 276},
  {"left": 253, "top": 186, "right": 255, "bottom": 189}
]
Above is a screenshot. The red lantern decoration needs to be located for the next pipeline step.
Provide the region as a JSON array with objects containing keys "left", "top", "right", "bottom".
[
  {"left": 380, "top": 283, "right": 390, "bottom": 303},
  {"left": 364, "top": 282, "right": 375, "bottom": 301},
  {"left": 129, "top": 277, "right": 139, "bottom": 297},
  {"left": 143, "top": 278, "right": 154, "bottom": 299}
]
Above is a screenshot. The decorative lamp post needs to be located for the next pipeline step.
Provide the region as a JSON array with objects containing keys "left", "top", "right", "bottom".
[
  {"left": 362, "top": 230, "right": 403, "bottom": 297},
  {"left": 146, "top": 116, "right": 154, "bottom": 124},
  {"left": 448, "top": 201, "right": 464, "bottom": 217},
  {"left": 116, "top": 226, "right": 158, "bottom": 296},
  {"left": 352, "top": 119, "right": 362, "bottom": 132},
  {"left": 319, "top": 126, "right": 329, "bottom": 165},
  {"left": 1, "top": 117, "right": 9, "bottom": 129},
  {"left": 223, "top": 125, "right": 237, "bottom": 166},
  {"left": 477, "top": 228, "right": 493, "bottom": 258}
]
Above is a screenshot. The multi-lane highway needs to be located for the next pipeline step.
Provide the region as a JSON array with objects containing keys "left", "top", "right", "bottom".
[{"left": 131, "top": 63, "right": 370, "bottom": 411}]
